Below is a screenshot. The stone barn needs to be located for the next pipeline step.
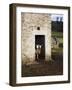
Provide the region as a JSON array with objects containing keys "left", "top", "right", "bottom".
[{"left": 21, "top": 13, "right": 51, "bottom": 64}]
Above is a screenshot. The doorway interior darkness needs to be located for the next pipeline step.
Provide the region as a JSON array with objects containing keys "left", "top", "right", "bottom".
[{"left": 35, "top": 35, "right": 45, "bottom": 62}]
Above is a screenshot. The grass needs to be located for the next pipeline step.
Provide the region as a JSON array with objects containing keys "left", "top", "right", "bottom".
[
  {"left": 52, "top": 48, "right": 63, "bottom": 53},
  {"left": 52, "top": 31, "right": 63, "bottom": 38},
  {"left": 58, "top": 38, "right": 63, "bottom": 43},
  {"left": 51, "top": 31, "right": 63, "bottom": 53}
]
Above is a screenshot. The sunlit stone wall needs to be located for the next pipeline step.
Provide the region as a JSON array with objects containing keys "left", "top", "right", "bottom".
[{"left": 21, "top": 13, "right": 51, "bottom": 64}]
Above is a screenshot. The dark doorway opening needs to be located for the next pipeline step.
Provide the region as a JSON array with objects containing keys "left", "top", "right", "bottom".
[{"left": 35, "top": 35, "right": 45, "bottom": 62}]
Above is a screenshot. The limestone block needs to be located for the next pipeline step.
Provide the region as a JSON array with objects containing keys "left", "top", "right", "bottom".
[{"left": 21, "top": 13, "right": 51, "bottom": 64}]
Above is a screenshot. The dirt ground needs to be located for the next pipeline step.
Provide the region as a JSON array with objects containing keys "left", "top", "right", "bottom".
[{"left": 21, "top": 52, "right": 63, "bottom": 77}]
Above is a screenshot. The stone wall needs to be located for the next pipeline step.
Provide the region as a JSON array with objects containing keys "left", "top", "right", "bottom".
[{"left": 21, "top": 13, "right": 51, "bottom": 64}]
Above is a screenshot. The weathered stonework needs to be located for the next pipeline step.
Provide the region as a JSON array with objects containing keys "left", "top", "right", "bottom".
[{"left": 21, "top": 13, "right": 51, "bottom": 64}]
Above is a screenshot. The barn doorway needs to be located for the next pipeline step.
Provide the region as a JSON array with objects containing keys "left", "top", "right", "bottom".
[{"left": 35, "top": 35, "right": 45, "bottom": 62}]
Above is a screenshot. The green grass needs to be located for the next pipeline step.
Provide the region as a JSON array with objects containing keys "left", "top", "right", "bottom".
[
  {"left": 52, "top": 31, "right": 63, "bottom": 38},
  {"left": 52, "top": 48, "right": 63, "bottom": 53},
  {"left": 58, "top": 38, "right": 63, "bottom": 43},
  {"left": 51, "top": 31, "right": 63, "bottom": 54}
]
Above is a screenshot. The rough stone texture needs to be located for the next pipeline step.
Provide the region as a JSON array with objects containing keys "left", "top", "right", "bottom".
[{"left": 21, "top": 13, "right": 51, "bottom": 64}]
